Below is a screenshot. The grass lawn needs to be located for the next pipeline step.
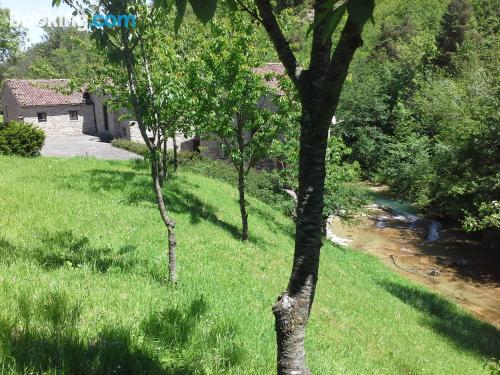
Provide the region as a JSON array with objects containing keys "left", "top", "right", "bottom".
[{"left": 0, "top": 156, "right": 498, "bottom": 374}]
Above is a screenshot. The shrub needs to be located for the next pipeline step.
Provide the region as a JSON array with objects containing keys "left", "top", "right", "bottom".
[
  {"left": 178, "top": 155, "right": 294, "bottom": 214},
  {"left": 0, "top": 121, "right": 46, "bottom": 157},
  {"left": 378, "top": 135, "right": 436, "bottom": 208},
  {"left": 350, "top": 126, "right": 391, "bottom": 178},
  {"left": 111, "top": 139, "right": 149, "bottom": 157}
]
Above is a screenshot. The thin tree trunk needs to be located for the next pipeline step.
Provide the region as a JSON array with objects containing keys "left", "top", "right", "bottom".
[
  {"left": 119, "top": 27, "right": 178, "bottom": 283},
  {"left": 173, "top": 134, "right": 179, "bottom": 172},
  {"left": 158, "top": 142, "right": 165, "bottom": 187},
  {"left": 152, "top": 153, "right": 177, "bottom": 283},
  {"left": 161, "top": 136, "right": 168, "bottom": 183},
  {"left": 238, "top": 164, "right": 249, "bottom": 241},
  {"left": 236, "top": 113, "right": 249, "bottom": 241}
]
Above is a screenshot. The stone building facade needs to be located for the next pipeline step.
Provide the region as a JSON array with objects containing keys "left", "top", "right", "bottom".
[{"left": 1, "top": 80, "right": 138, "bottom": 140}]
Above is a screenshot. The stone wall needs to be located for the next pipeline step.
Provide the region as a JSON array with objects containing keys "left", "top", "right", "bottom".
[
  {"left": 89, "top": 94, "right": 130, "bottom": 139},
  {"left": 21, "top": 104, "right": 95, "bottom": 136},
  {"left": 129, "top": 125, "right": 195, "bottom": 152},
  {"left": 1, "top": 86, "right": 22, "bottom": 122}
]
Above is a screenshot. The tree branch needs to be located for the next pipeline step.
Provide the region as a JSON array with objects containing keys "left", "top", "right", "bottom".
[
  {"left": 320, "top": 16, "right": 364, "bottom": 114},
  {"left": 309, "top": 0, "right": 333, "bottom": 75},
  {"left": 254, "top": 0, "right": 299, "bottom": 85},
  {"left": 234, "top": 0, "right": 263, "bottom": 23}
]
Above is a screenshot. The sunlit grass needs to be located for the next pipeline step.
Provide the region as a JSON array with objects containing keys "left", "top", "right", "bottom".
[{"left": 0, "top": 156, "right": 498, "bottom": 374}]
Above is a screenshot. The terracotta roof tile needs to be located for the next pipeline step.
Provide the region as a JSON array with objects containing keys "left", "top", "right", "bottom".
[
  {"left": 253, "top": 63, "right": 286, "bottom": 93},
  {"left": 4, "top": 79, "right": 85, "bottom": 107}
]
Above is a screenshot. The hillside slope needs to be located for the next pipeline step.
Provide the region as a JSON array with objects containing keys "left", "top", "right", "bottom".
[{"left": 0, "top": 156, "right": 498, "bottom": 374}]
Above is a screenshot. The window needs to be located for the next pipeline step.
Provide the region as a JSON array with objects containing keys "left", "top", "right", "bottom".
[
  {"left": 103, "top": 105, "right": 109, "bottom": 131},
  {"left": 69, "top": 110, "right": 79, "bottom": 121},
  {"left": 37, "top": 112, "right": 47, "bottom": 122}
]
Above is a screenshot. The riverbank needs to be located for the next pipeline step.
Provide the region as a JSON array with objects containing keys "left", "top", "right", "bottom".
[{"left": 329, "top": 184, "right": 500, "bottom": 327}]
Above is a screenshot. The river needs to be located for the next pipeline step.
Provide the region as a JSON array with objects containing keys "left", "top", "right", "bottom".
[{"left": 328, "top": 184, "right": 500, "bottom": 328}]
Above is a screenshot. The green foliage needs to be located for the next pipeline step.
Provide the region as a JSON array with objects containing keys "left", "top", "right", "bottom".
[
  {"left": 323, "top": 137, "right": 367, "bottom": 222},
  {"left": 0, "top": 8, "right": 24, "bottom": 81},
  {"left": 378, "top": 135, "right": 435, "bottom": 208},
  {"left": 337, "top": 0, "right": 499, "bottom": 232},
  {"left": 190, "top": 13, "right": 279, "bottom": 170},
  {"left": 270, "top": 78, "right": 368, "bottom": 221},
  {"left": 349, "top": 126, "right": 391, "bottom": 178},
  {"left": 112, "top": 139, "right": 149, "bottom": 157},
  {"left": 4, "top": 27, "right": 101, "bottom": 82},
  {"left": 464, "top": 201, "right": 500, "bottom": 233},
  {"left": 434, "top": 0, "right": 473, "bottom": 69},
  {"left": 0, "top": 156, "right": 498, "bottom": 374},
  {"left": 0, "top": 121, "right": 45, "bottom": 157}
]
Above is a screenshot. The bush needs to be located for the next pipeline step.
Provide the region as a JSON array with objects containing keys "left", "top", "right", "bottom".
[
  {"left": 0, "top": 121, "right": 46, "bottom": 157},
  {"left": 378, "top": 135, "right": 436, "bottom": 208},
  {"left": 350, "top": 126, "right": 391, "bottom": 178},
  {"left": 111, "top": 139, "right": 149, "bottom": 157},
  {"left": 178, "top": 155, "right": 294, "bottom": 214}
]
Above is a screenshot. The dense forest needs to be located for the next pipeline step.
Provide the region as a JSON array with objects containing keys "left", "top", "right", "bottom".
[
  {"left": 336, "top": 0, "right": 499, "bottom": 234},
  {"left": 2, "top": 0, "right": 498, "bottom": 234}
]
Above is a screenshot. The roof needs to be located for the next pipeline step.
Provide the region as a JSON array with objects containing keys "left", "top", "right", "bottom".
[
  {"left": 253, "top": 63, "right": 286, "bottom": 92},
  {"left": 3, "top": 79, "right": 85, "bottom": 107}
]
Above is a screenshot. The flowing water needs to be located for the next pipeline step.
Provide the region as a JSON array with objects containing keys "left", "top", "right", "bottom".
[{"left": 329, "top": 185, "right": 500, "bottom": 327}]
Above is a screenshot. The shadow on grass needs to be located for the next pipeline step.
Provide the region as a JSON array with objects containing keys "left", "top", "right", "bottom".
[
  {"left": 380, "top": 280, "right": 500, "bottom": 359},
  {"left": 70, "top": 168, "right": 266, "bottom": 244},
  {"left": 0, "top": 292, "right": 242, "bottom": 374},
  {"left": 142, "top": 296, "right": 243, "bottom": 371},
  {"left": 0, "top": 231, "right": 168, "bottom": 283},
  {"left": 247, "top": 201, "right": 295, "bottom": 238}
]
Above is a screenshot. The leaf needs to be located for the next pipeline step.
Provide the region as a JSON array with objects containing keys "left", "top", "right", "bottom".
[
  {"left": 174, "top": 0, "right": 187, "bottom": 33},
  {"left": 225, "top": 0, "right": 238, "bottom": 11},
  {"left": 189, "top": 0, "right": 217, "bottom": 24},
  {"left": 347, "top": 0, "right": 375, "bottom": 26},
  {"left": 321, "top": 3, "right": 347, "bottom": 43},
  {"left": 306, "top": 0, "right": 347, "bottom": 38},
  {"left": 52, "top": 0, "right": 61, "bottom": 6}
]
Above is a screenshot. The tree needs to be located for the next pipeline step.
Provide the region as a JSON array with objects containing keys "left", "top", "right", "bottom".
[
  {"left": 54, "top": 0, "right": 183, "bottom": 282},
  {"left": 4, "top": 26, "right": 101, "bottom": 81},
  {"left": 0, "top": 7, "right": 25, "bottom": 81},
  {"left": 57, "top": 0, "right": 373, "bottom": 371},
  {"left": 435, "top": 0, "right": 473, "bottom": 69},
  {"left": 191, "top": 14, "right": 283, "bottom": 240},
  {"left": 174, "top": 0, "right": 373, "bottom": 373},
  {"left": 147, "top": 16, "right": 201, "bottom": 180}
]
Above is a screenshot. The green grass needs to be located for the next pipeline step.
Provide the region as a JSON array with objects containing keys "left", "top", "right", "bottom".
[{"left": 0, "top": 156, "right": 498, "bottom": 374}]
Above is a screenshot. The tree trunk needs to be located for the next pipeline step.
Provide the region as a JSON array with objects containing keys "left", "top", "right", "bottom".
[
  {"left": 119, "top": 24, "right": 178, "bottom": 283},
  {"left": 173, "top": 134, "right": 179, "bottom": 172},
  {"left": 161, "top": 137, "right": 168, "bottom": 184},
  {"left": 151, "top": 153, "right": 178, "bottom": 283},
  {"left": 236, "top": 113, "right": 249, "bottom": 241},
  {"left": 273, "top": 106, "right": 330, "bottom": 375},
  {"left": 251, "top": 2, "right": 366, "bottom": 372},
  {"left": 238, "top": 164, "right": 249, "bottom": 241}
]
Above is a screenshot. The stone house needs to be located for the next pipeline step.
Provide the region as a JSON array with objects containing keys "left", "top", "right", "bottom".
[{"left": 1, "top": 79, "right": 124, "bottom": 137}]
